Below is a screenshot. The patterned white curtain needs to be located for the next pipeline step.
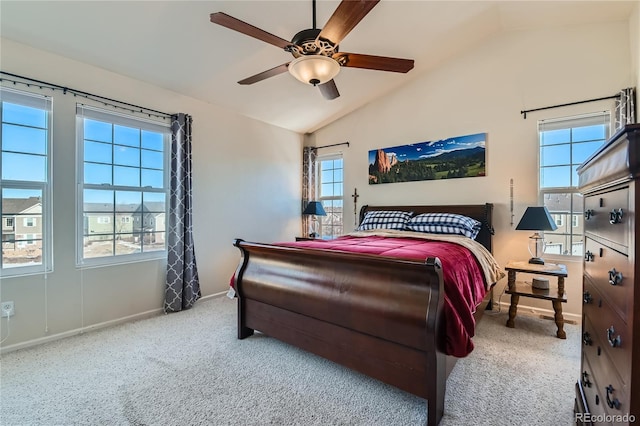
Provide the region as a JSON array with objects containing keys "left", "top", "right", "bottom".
[
  {"left": 302, "top": 147, "right": 317, "bottom": 236},
  {"left": 164, "top": 113, "right": 200, "bottom": 313},
  {"left": 615, "top": 87, "right": 636, "bottom": 130}
]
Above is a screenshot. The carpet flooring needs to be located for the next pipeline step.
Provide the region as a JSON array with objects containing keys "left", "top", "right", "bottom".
[{"left": 0, "top": 296, "right": 580, "bottom": 425}]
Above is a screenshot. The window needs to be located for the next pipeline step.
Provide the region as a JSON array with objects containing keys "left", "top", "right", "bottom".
[
  {"left": 552, "top": 214, "right": 563, "bottom": 227},
  {"left": 1, "top": 88, "right": 52, "bottom": 276},
  {"left": 539, "top": 112, "right": 610, "bottom": 256},
  {"left": 317, "top": 155, "right": 343, "bottom": 239},
  {"left": 77, "top": 105, "right": 169, "bottom": 265}
]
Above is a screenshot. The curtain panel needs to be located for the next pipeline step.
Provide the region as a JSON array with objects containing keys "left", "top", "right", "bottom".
[
  {"left": 164, "top": 113, "right": 201, "bottom": 313},
  {"left": 302, "top": 147, "right": 317, "bottom": 237},
  {"left": 615, "top": 87, "right": 637, "bottom": 130}
]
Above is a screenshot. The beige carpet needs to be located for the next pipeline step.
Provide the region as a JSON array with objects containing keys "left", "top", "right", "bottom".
[{"left": 0, "top": 296, "right": 580, "bottom": 425}]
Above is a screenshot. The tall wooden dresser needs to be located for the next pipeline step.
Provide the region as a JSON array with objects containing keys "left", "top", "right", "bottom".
[{"left": 575, "top": 124, "right": 640, "bottom": 424}]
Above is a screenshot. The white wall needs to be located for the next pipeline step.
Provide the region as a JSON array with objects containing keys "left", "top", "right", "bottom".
[
  {"left": 0, "top": 39, "right": 302, "bottom": 350},
  {"left": 311, "top": 20, "right": 633, "bottom": 320}
]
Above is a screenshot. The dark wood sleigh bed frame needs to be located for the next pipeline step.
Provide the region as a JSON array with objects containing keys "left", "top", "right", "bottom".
[{"left": 232, "top": 203, "right": 495, "bottom": 425}]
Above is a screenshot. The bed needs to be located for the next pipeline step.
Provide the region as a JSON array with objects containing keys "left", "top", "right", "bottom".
[{"left": 232, "top": 203, "right": 500, "bottom": 425}]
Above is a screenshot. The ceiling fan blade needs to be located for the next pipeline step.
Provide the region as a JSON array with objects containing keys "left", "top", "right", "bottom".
[
  {"left": 210, "top": 12, "right": 292, "bottom": 50},
  {"left": 318, "top": 79, "right": 340, "bottom": 100},
  {"left": 238, "top": 63, "right": 290, "bottom": 85},
  {"left": 333, "top": 52, "right": 414, "bottom": 73},
  {"left": 317, "top": 0, "right": 380, "bottom": 46}
]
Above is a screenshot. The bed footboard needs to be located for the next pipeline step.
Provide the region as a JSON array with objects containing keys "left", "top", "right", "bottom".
[{"left": 233, "top": 239, "right": 447, "bottom": 425}]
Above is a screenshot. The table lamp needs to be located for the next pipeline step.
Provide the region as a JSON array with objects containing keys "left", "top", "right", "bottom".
[
  {"left": 303, "top": 201, "right": 326, "bottom": 238},
  {"left": 515, "top": 206, "right": 557, "bottom": 265}
]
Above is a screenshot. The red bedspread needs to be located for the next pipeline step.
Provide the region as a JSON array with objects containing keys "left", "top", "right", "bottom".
[{"left": 280, "top": 235, "right": 488, "bottom": 357}]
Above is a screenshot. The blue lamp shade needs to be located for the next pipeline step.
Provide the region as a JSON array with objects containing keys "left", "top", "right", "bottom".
[
  {"left": 515, "top": 206, "right": 558, "bottom": 231},
  {"left": 303, "top": 201, "right": 327, "bottom": 216}
]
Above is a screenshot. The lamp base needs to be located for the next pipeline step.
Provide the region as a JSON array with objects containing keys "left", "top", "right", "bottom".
[{"left": 528, "top": 257, "right": 545, "bottom": 265}]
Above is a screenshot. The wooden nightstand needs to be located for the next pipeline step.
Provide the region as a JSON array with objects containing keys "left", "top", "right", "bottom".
[
  {"left": 504, "top": 260, "right": 568, "bottom": 339},
  {"left": 295, "top": 236, "right": 316, "bottom": 241}
]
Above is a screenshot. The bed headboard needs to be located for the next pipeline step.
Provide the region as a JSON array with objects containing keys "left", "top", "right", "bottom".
[{"left": 358, "top": 203, "right": 495, "bottom": 253}]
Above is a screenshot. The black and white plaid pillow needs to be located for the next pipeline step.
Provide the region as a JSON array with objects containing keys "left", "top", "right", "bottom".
[
  {"left": 357, "top": 210, "right": 413, "bottom": 231},
  {"left": 406, "top": 213, "right": 482, "bottom": 239}
]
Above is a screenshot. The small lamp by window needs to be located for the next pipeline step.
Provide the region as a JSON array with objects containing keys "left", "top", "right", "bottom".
[
  {"left": 516, "top": 206, "right": 558, "bottom": 265},
  {"left": 303, "top": 201, "right": 327, "bottom": 238}
]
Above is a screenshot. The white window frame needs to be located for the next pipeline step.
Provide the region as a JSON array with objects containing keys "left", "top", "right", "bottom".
[
  {"left": 317, "top": 153, "right": 343, "bottom": 239},
  {"left": 76, "top": 105, "right": 170, "bottom": 267},
  {"left": 0, "top": 87, "right": 53, "bottom": 277},
  {"left": 538, "top": 111, "right": 610, "bottom": 258}
]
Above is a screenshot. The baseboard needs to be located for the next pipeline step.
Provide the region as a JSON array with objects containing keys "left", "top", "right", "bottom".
[
  {"left": 494, "top": 300, "right": 580, "bottom": 324},
  {"left": 0, "top": 290, "right": 229, "bottom": 355}
]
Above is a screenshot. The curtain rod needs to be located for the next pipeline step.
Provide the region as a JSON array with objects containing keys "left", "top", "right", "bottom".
[
  {"left": 0, "top": 71, "right": 172, "bottom": 119},
  {"left": 313, "top": 141, "right": 349, "bottom": 150},
  {"left": 520, "top": 94, "right": 620, "bottom": 119}
]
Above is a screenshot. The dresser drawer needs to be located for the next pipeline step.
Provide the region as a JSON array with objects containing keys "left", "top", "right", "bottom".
[
  {"left": 581, "top": 304, "right": 630, "bottom": 390},
  {"left": 583, "top": 239, "right": 632, "bottom": 322},
  {"left": 583, "top": 344, "right": 630, "bottom": 422},
  {"left": 581, "top": 353, "right": 609, "bottom": 421},
  {"left": 584, "top": 187, "right": 629, "bottom": 254}
]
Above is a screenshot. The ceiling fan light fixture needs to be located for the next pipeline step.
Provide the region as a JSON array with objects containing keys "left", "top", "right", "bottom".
[{"left": 288, "top": 55, "right": 340, "bottom": 86}]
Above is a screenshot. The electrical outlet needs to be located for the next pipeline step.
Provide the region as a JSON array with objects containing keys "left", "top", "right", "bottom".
[{"left": 1, "top": 301, "right": 14, "bottom": 318}]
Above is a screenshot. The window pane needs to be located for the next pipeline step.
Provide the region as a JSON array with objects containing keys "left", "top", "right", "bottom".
[
  {"left": 321, "top": 183, "right": 333, "bottom": 197},
  {"left": 141, "top": 149, "right": 163, "bottom": 169},
  {"left": 540, "top": 129, "right": 570, "bottom": 146},
  {"left": 573, "top": 141, "right": 603, "bottom": 164},
  {"left": 84, "top": 119, "right": 112, "bottom": 143},
  {"left": 84, "top": 189, "right": 113, "bottom": 207},
  {"left": 141, "top": 169, "right": 163, "bottom": 188},
  {"left": 114, "top": 125, "right": 140, "bottom": 147},
  {"left": 321, "top": 169, "right": 334, "bottom": 183},
  {"left": 85, "top": 141, "right": 112, "bottom": 164},
  {"left": 3, "top": 102, "right": 46, "bottom": 128},
  {"left": 2, "top": 123, "right": 47, "bottom": 155},
  {"left": 142, "top": 131, "right": 163, "bottom": 151},
  {"left": 540, "top": 144, "right": 570, "bottom": 167},
  {"left": 573, "top": 125, "right": 607, "bottom": 142},
  {"left": 540, "top": 165, "right": 571, "bottom": 188},
  {"left": 114, "top": 166, "right": 140, "bottom": 187},
  {"left": 2, "top": 152, "right": 46, "bottom": 181},
  {"left": 115, "top": 234, "right": 141, "bottom": 255},
  {"left": 83, "top": 236, "right": 114, "bottom": 258},
  {"left": 84, "top": 162, "right": 112, "bottom": 185},
  {"left": 143, "top": 232, "right": 165, "bottom": 252},
  {"left": 114, "top": 145, "right": 140, "bottom": 167},
  {"left": 116, "top": 191, "right": 142, "bottom": 212},
  {"left": 143, "top": 192, "right": 165, "bottom": 212},
  {"left": 2, "top": 188, "right": 43, "bottom": 267},
  {"left": 84, "top": 213, "right": 114, "bottom": 235}
]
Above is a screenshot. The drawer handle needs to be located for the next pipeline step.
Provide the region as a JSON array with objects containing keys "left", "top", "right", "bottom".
[
  {"left": 608, "top": 268, "right": 623, "bottom": 286},
  {"left": 607, "top": 326, "right": 621, "bottom": 347},
  {"left": 582, "top": 332, "right": 592, "bottom": 346},
  {"left": 583, "top": 291, "right": 593, "bottom": 304},
  {"left": 584, "top": 209, "right": 594, "bottom": 220},
  {"left": 606, "top": 385, "right": 621, "bottom": 410},
  {"left": 584, "top": 251, "right": 594, "bottom": 262},
  {"left": 581, "top": 371, "right": 592, "bottom": 388},
  {"left": 609, "top": 208, "right": 623, "bottom": 224}
]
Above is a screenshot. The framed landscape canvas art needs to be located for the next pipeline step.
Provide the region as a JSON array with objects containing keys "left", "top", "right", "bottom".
[{"left": 368, "top": 133, "right": 487, "bottom": 184}]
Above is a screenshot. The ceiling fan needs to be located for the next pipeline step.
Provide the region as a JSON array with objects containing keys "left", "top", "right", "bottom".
[{"left": 210, "top": 0, "right": 414, "bottom": 100}]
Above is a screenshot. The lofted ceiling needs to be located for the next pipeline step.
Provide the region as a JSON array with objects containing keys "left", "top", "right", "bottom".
[{"left": 0, "top": 1, "right": 636, "bottom": 134}]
